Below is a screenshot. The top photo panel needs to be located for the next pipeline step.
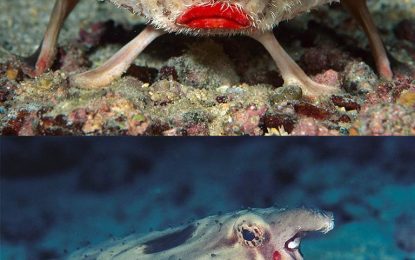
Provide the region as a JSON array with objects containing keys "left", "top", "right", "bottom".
[{"left": 0, "top": 0, "right": 414, "bottom": 136}]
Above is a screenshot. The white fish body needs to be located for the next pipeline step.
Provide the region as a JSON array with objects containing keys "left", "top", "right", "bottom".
[{"left": 69, "top": 207, "right": 334, "bottom": 260}]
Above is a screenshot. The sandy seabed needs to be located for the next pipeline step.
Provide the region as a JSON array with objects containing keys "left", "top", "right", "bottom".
[{"left": 0, "top": 0, "right": 414, "bottom": 136}]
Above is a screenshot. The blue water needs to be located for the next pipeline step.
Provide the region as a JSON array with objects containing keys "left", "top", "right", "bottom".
[{"left": 1, "top": 138, "right": 414, "bottom": 259}]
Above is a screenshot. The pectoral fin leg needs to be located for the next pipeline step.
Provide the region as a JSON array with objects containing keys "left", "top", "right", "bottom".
[
  {"left": 27, "top": 0, "right": 80, "bottom": 76},
  {"left": 70, "top": 25, "right": 165, "bottom": 89},
  {"left": 343, "top": 0, "right": 393, "bottom": 80},
  {"left": 251, "top": 31, "right": 339, "bottom": 97}
]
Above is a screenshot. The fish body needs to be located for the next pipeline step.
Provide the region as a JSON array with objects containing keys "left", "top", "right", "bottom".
[
  {"left": 110, "top": 0, "right": 337, "bottom": 35},
  {"left": 27, "top": 0, "right": 392, "bottom": 95},
  {"left": 69, "top": 207, "right": 334, "bottom": 260}
]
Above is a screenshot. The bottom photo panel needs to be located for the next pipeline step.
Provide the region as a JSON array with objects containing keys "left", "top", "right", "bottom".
[{"left": 1, "top": 138, "right": 414, "bottom": 259}]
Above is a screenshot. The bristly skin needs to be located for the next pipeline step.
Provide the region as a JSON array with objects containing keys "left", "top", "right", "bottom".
[
  {"left": 27, "top": 0, "right": 392, "bottom": 95},
  {"left": 68, "top": 207, "right": 334, "bottom": 260},
  {"left": 110, "top": 0, "right": 338, "bottom": 36}
]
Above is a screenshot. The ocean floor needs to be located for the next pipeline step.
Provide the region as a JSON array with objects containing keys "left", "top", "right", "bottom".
[
  {"left": 0, "top": 1, "right": 414, "bottom": 136},
  {"left": 1, "top": 139, "right": 415, "bottom": 259}
]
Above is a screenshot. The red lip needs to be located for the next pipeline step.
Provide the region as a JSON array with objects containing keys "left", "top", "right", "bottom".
[{"left": 176, "top": 2, "right": 251, "bottom": 30}]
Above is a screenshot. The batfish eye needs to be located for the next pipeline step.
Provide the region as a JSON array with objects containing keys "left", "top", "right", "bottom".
[
  {"left": 236, "top": 224, "right": 265, "bottom": 247},
  {"left": 285, "top": 234, "right": 302, "bottom": 251},
  {"left": 242, "top": 229, "right": 256, "bottom": 241}
]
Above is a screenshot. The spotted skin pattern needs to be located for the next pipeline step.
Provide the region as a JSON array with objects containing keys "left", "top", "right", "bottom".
[
  {"left": 68, "top": 207, "right": 334, "bottom": 260},
  {"left": 28, "top": 0, "right": 392, "bottom": 97}
]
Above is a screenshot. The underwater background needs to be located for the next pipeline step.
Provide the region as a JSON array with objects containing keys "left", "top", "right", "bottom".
[{"left": 1, "top": 138, "right": 414, "bottom": 259}]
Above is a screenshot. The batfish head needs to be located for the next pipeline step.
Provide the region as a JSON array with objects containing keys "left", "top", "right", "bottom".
[{"left": 110, "top": 0, "right": 337, "bottom": 35}]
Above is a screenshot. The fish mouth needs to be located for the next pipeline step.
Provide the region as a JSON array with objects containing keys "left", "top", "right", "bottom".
[{"left": 176, "top": 2, "right": 251, "bottom": 30}]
